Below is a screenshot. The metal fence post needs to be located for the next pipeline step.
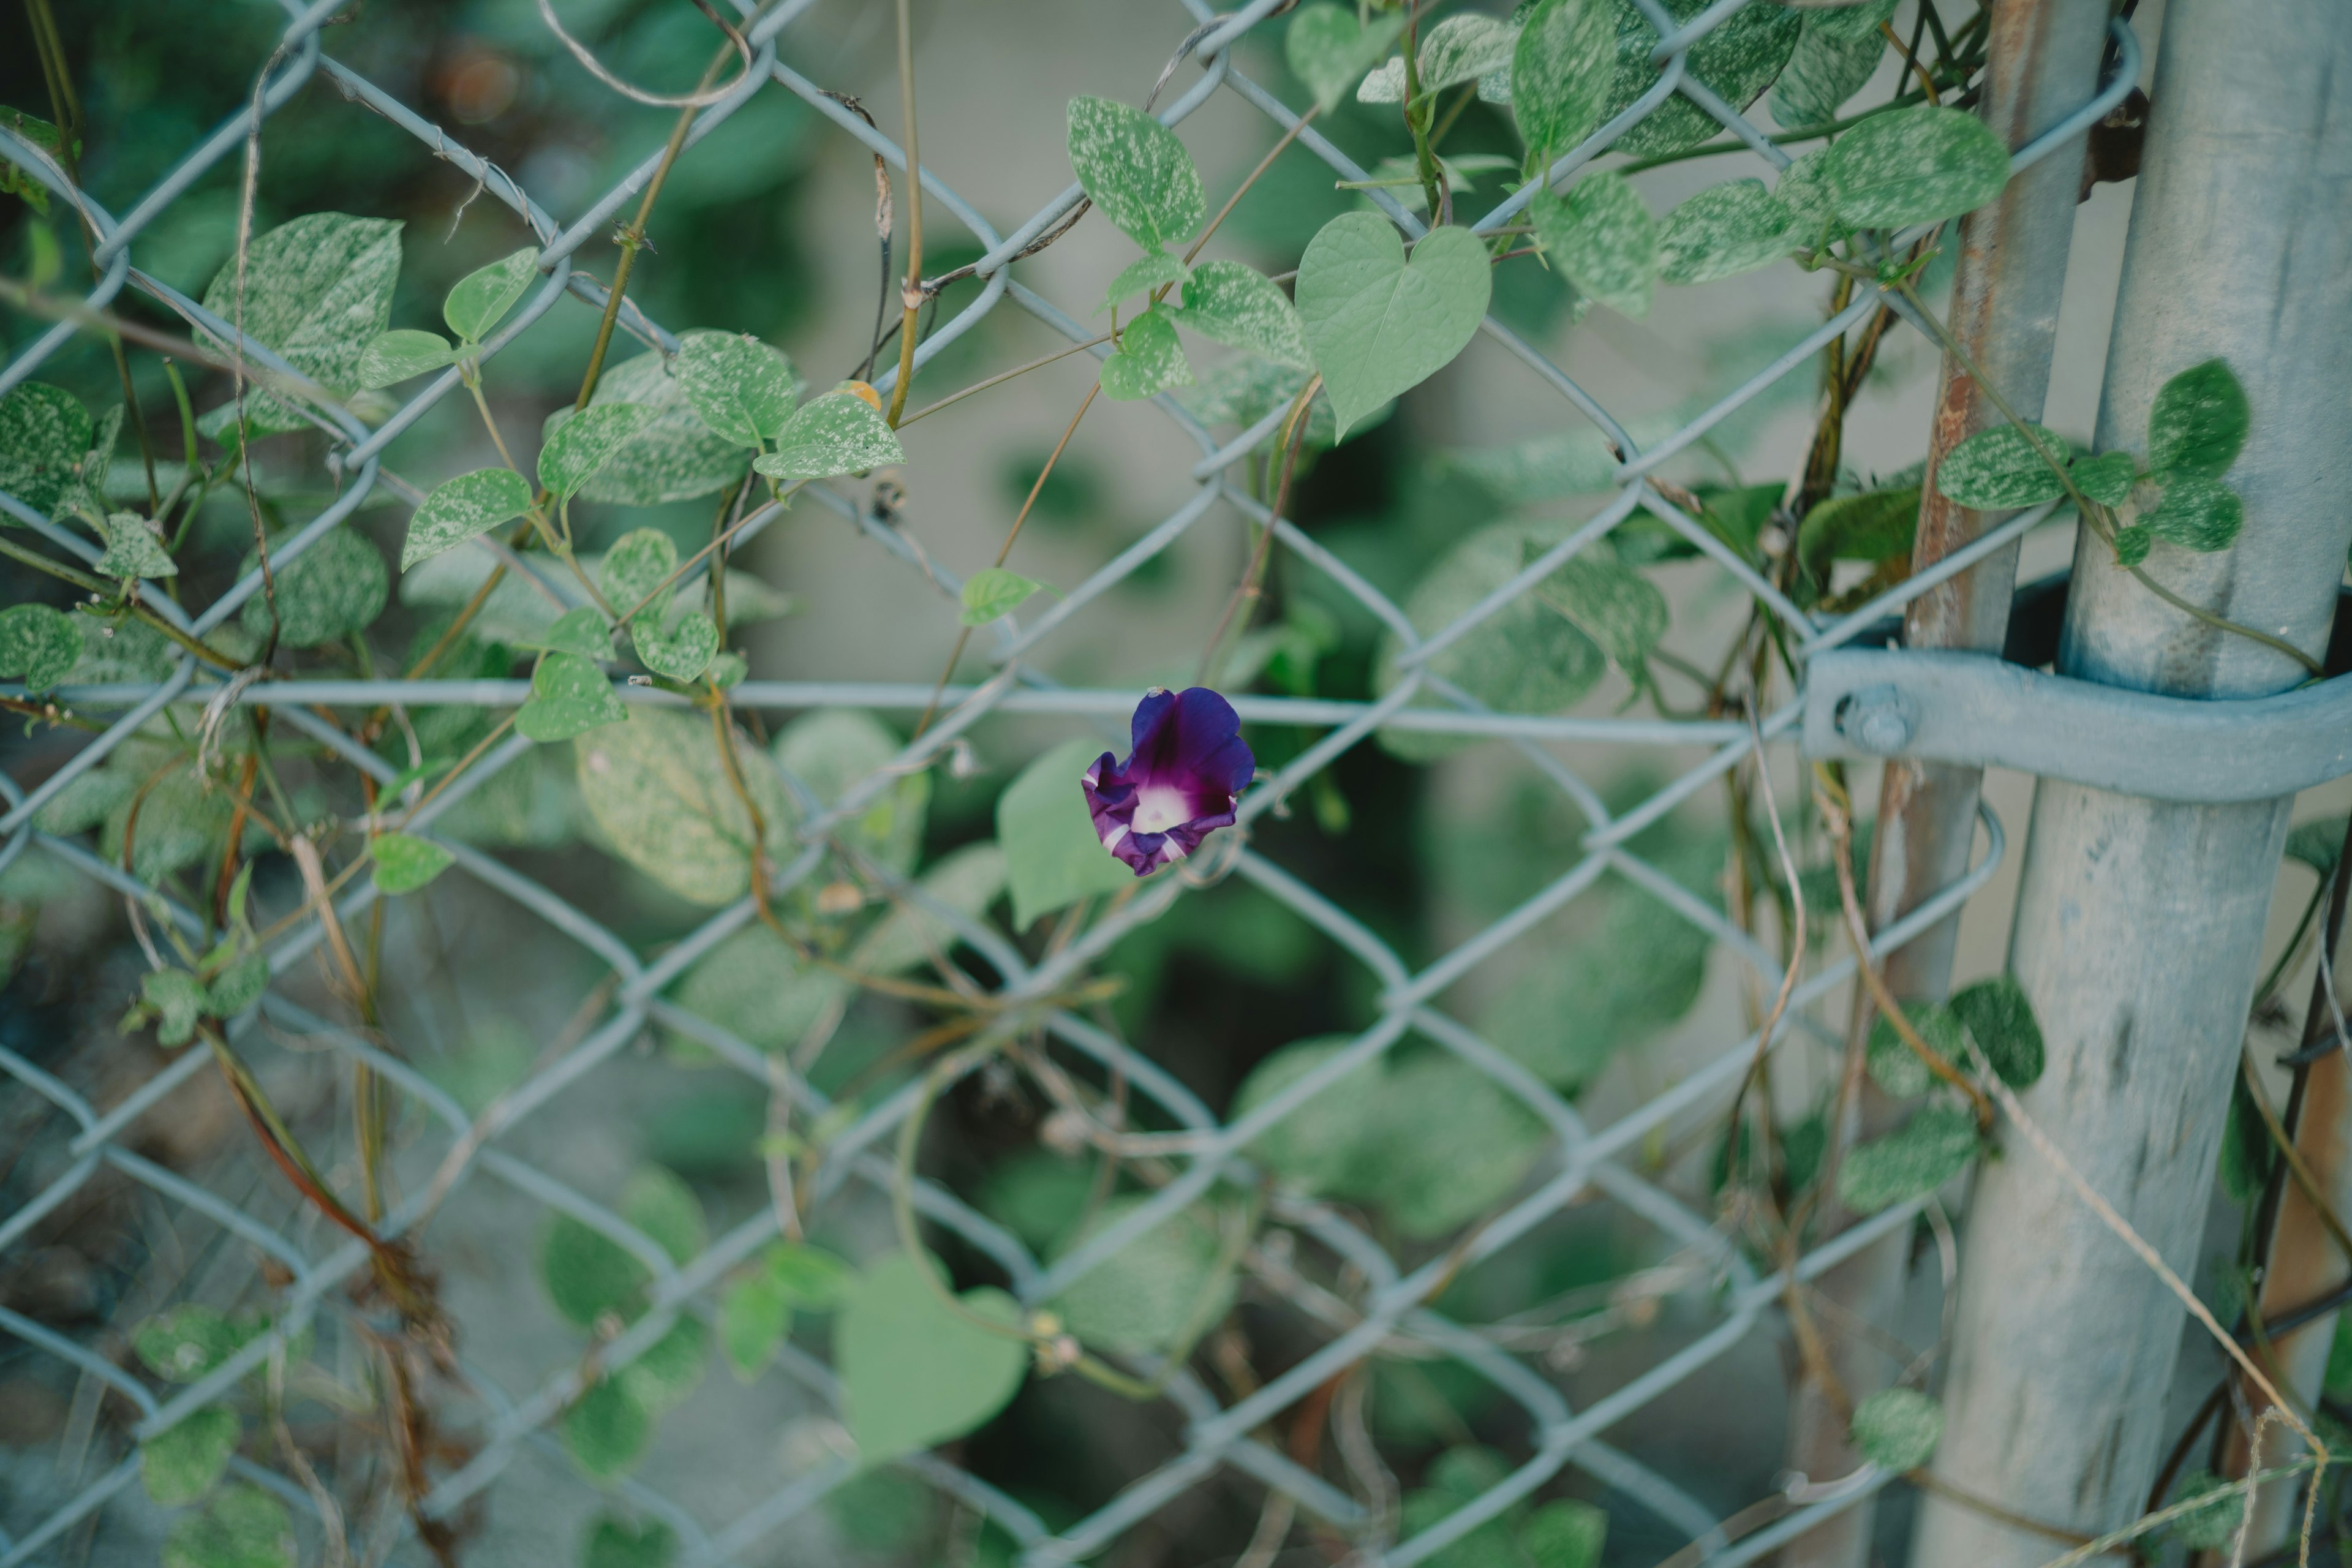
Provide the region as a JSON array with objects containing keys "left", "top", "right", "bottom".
[
  {"left": 1780, "top": 7, "right": 2113, "bottom": 1566},
  {"left": 1909, "top": 4, "right": 2352, "bottom": 1564}
]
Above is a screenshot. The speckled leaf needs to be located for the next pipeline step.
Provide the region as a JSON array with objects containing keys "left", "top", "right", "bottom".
[
  {"left": 1950, "top": 974, "right": 2045, "bottom": 1088},
  {"left": 2146, "top": 474, "right": 2244, "bottom": 552},
  {"left": 837, "top": 1251, "right": 1027, "bottom": 1463},
  {"left": 599, "top": 527, "right": 678, "bottom": 622},
  {"left": 1098, "top": 307, "right": 1194, "bottom": 401},
  {"left": 1000, "top": 738, "right": 1136, "bottom": 929},
  {"left": 97, "top": 511, "right": 178, "bottom": 579},
  {"left": 2111, "top": 520, "right": 2153, "bottom": 567},
  {"left": 540, "top": 403, "right": 653, "bottom": 500},
  {"left": 2068, "top": 450, "right": 2137, "bottom": 507},
  {"left": 1770, "top": 10, "right": 1888, "bottom": 129},
  {"left": 103, "top": 767, "right": 229, "bottom": 884},
  {"left": 1414, "top": 15, "right": 1522, "bottom": 94},
  {"left": 630, "top": 611, "right": 718, "bottom": 682},
  {"left": 48, "top": 401, "right": 119, "bottom": 522},
  {"left": 1296, "top": 214, "right": 1490, "bottom": 439},
  {"left": 238, "top": 529, "right": 386, "bottom": 646},
  {"left": 1657, "top": 178, "right": 1796, "bottom": 285},
  {"left": 671, "top": 331, "right": 800, "bottom": 448},
  {"left": 2147, "top": 358, "right": 2249, "bottom": 480},
  {"left": 1101, "top": 250, "right": 1188, "bottom": 314},
  {"left": 143, "top": 1408, "right": 241, "bottom": 1506},
  {"left": 1510, "top": 0, "right": 1615, "bottom": 157},
  {"left": 1821, "top": 105, "right": 2011, "bottom": 230},
  {"left": 2173, "top": 1472, "right": 2249, "bottom": 1552},
  {"left": 198, "top": 213, "right": 403, "bottom": 434},
  {"left": 443, "top": 246, "right": 540, "bottom": 342},
  {"left": 0, "top": 381, "right": 90, "bottom": 514},
  {"left": 1066, "top": 96, "right": 1205, "bottom": 251},
  {"left": 1172, "top": 260, "right": 1314, "bottom": 371},
  {"left": 1530, "top": 172, "right": 1654, "bottom": 318},
  {"left": 135, "top": 1305, "right": 265, "bottom": 1383},
  {"left": 1285, "top": 5, "right": 1410, "bottom": 114},
  {"left": 1836, "top": 1104, "right": 1978, "bottom": 1213},
  {"left": 556, "top": 334, "right": 760, "bottom": 505},
  {"left": 1529, "top": 538, "right": 1667, "bottom": 676},
  {"left": 573, "top": 706, "right": 791, "bottom": 906},
  {"left": 1596, "top": 0, "right": 1802, "bottom": 158},
  {"left": 402, "top": 467, "right": 532, "bottom": 569},
  {"left": 0, "top": 603, "right": 82, "bottom": 693},
  {"left": 1850, "top": 1388, "right": 1943, "bottom": 1472},
  {"left": 1775, "top": 146, "right": 1854, "bottom": 245},
  {"left": 1050, "top": 1197, "right": 1235, "bottom": 1353},
  {"left": 752, "top": 391, "right": 905, "bottom": 483},
  {"left": 357, "top": 328, "right": 457, "bottom": 390},
  {"left": 517, "top": 651, "right": 627, "bottom": 741},
  {"left": 369, "top": 832, "right": 454, "bottom": 895},
  {"left": 1933, "top": 423, "right": 2071, "bottom": 510},
  {"left": 163, "top": 1485, "right": 293, "bottom": 1568},
  {"left": 1863, "top": 1000, "right": 1967, "bottom": 1099}
]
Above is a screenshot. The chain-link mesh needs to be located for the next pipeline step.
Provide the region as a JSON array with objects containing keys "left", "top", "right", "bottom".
[{"left": 0, "top": 1, "right": 2143, "bottom": 1564}]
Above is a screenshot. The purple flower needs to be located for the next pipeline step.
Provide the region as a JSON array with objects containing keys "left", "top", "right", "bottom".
[{"left": 1082, "top": 687, "right": 1256, "bottom": 876}]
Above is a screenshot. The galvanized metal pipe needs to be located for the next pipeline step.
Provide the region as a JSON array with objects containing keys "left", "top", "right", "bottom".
[
  {"left": 1779, "top": 6, "right": 2113, "bottom": 1566},
  {"left": 1911, "top": 4, "right": 2352, "bottom": 1562}
]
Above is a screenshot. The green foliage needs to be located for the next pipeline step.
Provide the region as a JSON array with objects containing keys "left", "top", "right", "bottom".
[
  {"left": 2147, "top": 359, "right": 2250, "bottom": 481},
  {"left": 102, "top": 767, "right": 231, "bottom": 885},
  {"left": 848, "top": 842, "right": 1007, "bottom": 974},
  {"left": 719, "top": 1271, "right": 793, "bottom": 1382},
  {"left": 1285, "top": 5, "right": 1411, "bottom": 115},
  {"left": 2218, "top": 1068, "right": 2275, "bottom": 1205},
  {"left": 443, "top": 247, "right": 541, "bottom": 343},
  {"left": 1948, "top": 974, "right": 2045, "bottom": 1089},
  {"left": 136, "top": 1304, "right": 266, "bottom": 1382},
  {"left": 620, "top": 1315, "right": 709, "bottom": 1414},
  {"left": 135, "top": 968, "right": 211, "bottom": 1046},
  {"left": 541, "top": 404, "right": 654, "bottom": 501},
  {"left": 1819, "top": 105, "right": 2012, "bottom": 230},
  {"left": 960, "top": 567, "right": 1047, "bottom": 626},
  {"left": 1065, "top": 97, "right": 1205, "bottom": 251},
  {"left": 356, "top": 328, "right": 458, "bottom": 389},
  {"left": 669, "top": 921, "right": 845, "bottom": 1054},
  {"left": 1051, "top": 1198, "right": 1236, "bottom": 1354},
  {"left": 0, "top": 380, "right": 91, "bottom": 514},
  {"left": 573, "top": 708, "right": 791, "bottom": 906},
  {"left": 2286, "top": 815, "right": 2348, "bottom": 878},
  {"left": 1836, "top": 1104, "right": 1978, "bottom": 1213},
  {"left": 1848, "top": 1387, "right": 1942, "bottom": 1471},
  {"left": 753, "top": 391, "right": 905, "bottom": 483},
  {"left": 2144, "top": 473, "right": 2244, "bottom": 552},
  {"left": 1863, "top": 1002, "right": 1967, "bottom": 1099},
  {"left": 97, "top": 511, "right": 179, "bottom": 579},
  {"left": 1771, "top": 7, "right": 1890, "bottom": 129},
  {"left": 1098, "top": 307, "right": 1194, "bottom": 401},
  {"left": 238, "top": 528, "right": 388, "bottom": 647},
  {"left": 1511, "top": 0, "right": 1615, "bottom": 160},
  {"left": 197, "top": 212, "right": 402, "bottom": 435},
  {"left": 671, "top": 331, "right": 802, "bottom": 449},
  {"left": 143, "top": 1407, "right": 242, "bottom": 1506},
  {"left": 1101, "top": 251, "right": 1189, "bottom": 314},
  {"left": 1531, "top": 173, "right": 1654, "bottom": 320},
  {"left": 583, "top": 1515, "right": 677, "bottom": 1568},
  {"left": 0, "top": 603, "right": 83, "bottom": 693},
  {"left": 401, "top": 467, "right": 533, "bottom": 570},
  {"left": 563, "top": 1376, "right": 654, "bottom": 1481},
  {"left": 1528, "top": 538, "right": 1668, "bottom": 681},
  {"left": 1358, "top": 15, "right": 1519, "bottom": 104},
  {"left": 369, "top": 832, "right": 455, "bottom": 895},
  {"left": 1933, "top": 423, "right": 2072, "bottom": 510},
  {"left": 1171, "top": 260, "right": 1315, "bottom": 371},
  {"left": 1796, "top": 485, "right": 1918, "bottom": 586},
  {"left": 2170, "top": 1471, "right": 2247, "bottom": 1552},
  {"left": 1597, "top": 0, "right": 1802, "bottom": 158},
  {"left": 559, "top": 336, "right": 758, "bottom": 505},
  {"left": 1001, "top": 737, "right": 1137, "bottom": 929},
  {"left": 1520, "top": 1501, "right": 1608, "bottom": 1568},
  {"left": 518, "top": 651, "right": 628, "bottom": 742},
  {"left": 162, "top": 1485, "right": 294, "bottom": 1568},
  {"left": 2067, "top": 449, "right": 2137, "bottom": 506},
  {"left": 1296, "top": 216, "right": 1490, "bottom": 439},
  {"left": 1657, "top": 179, "right": 1796, "bottom": 286},
  {"left": 835, "top": 1251, "right": 1028, "bottom": 1463},
  {"left": 541, "top": 1213, "right": 649, "bottom": 1329},
  {"left": 772, "top": 707, "right": 927, "bottom": 873}
]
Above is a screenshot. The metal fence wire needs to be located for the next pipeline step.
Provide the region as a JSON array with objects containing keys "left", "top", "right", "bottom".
[{"left": 0, "top": 0, "right": 2161, "bottom": 1565}]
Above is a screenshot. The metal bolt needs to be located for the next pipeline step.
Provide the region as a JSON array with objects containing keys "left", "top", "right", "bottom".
[{"left": 1839, "top": 684, "right": 1916, "bottom": 755}]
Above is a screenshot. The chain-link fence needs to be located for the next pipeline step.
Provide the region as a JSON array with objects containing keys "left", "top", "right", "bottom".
[{"left": 0, "top": 1, "right": 2262, "bottom": 1565}]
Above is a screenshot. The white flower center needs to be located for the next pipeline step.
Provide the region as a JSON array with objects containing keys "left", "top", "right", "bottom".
[{"left": 1130, "top": 785, "right": 1193, "bottom": 836}]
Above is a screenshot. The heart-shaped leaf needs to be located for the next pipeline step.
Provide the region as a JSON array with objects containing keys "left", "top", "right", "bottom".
[
  {"left": 1657, "top": 179, "right": 1796, "bottom": 285},
  {"left": 1099, "top": 307, "right": 1193, "bottom": 401},
  {"left": 753, "top": 392, "right": 905, "bottom": 484},
  {"left": 998, "top": 737, "right": 1137, "bottom": 930},
  {"left": 1170, "top": 260, "right": 1314, "bottom": 371},
  {"left": 2147, "top": 358, "right": 2249, "bottom": 481},
  {"left": 541, "top": 403, "right": 652, "bottom": 500},
  {"left": 96, "top": 511, "right": 178, "bottom": 579},
  {"left": 443, "top": 247, "right": 540, "bottom": 342},
  {"left": 2145, "top": 474, "right": 2244, "bottom": 552},
  {"left": 2068, "top": 450, "right": 2138, "bottom": 507},
  {"left": 0, "top": 603, "right": 83, "bottom": 693},
  {"left": 1531, "top": 172, "right": 1654, "bottom": 318},
  {"left": 358, "top": 328, "right": 458, "bottom": 390},
  {"left": 1066, "top": 97, "right": 1204, "bottom": 251},
  {"left": 836, "top": 1251, "right": 1027, "bottom": 1464},
  {"left": 672, "top": 331, "right": 800, "bottom": 449},
  {"left": 516, "top": 650, "right": 627, "bottom": 742},
  {"left": 1510, "top": 0, "right": 1614, "bottom": 158},
  {"left": 524, "top": 606, "right": 614, "bottom": 661},
  {"left": 401, "top": 467, "right": 533, "bottom": 570},
  {"left": 1285, "top": 5, "right": 1410, "bottom": 114},
  {"left": 1295, "top": 214, "right": 1490, "bottom": 439},
  {"left": 631, "top": 610, "right": 720, "bottom": 682},
  {"left": 600, "top": 527, "right": 679, "bottom": 622},
  {"left": 142, "top": 1407, "right": 241, "bottom": 1506}
]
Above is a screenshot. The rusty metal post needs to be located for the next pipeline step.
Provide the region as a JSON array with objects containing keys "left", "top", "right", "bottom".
[{"left": 1777, "top": 7, "right": 2114, "bottom": 1567}]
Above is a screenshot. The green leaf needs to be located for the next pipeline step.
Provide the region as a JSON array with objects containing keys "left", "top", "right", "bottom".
[
  {"left": 1101, "top": 251, "right": 1189, "bottom": 314},
  {"left": 1528, "top": 538, "right": 1667, "bottom": 678},
  {"left": 541, "top": 403, "right": 654, "bottom": 500},
  {"left": 97, "top": 511, "right": 179, "bottom": 579},
  {"left": 1770, "top": 9, "right": 1890, "bottom": 129},
  {"left": 848, "top": 841, "right": 1006, "bottom": 974},
  {"left": 541, "top": 1213, "right": 647, "bottom": 1328},
  {"left": 1520, "top": 1499, "right": 1608, "bottom": 1568},
  {"left": 2111, "top": 521, "right": 2153, "bottom": 568},
  {"left": 1065, "top": 96, "right": 1205, "bottom": 251},
  {"left": 443, "top": 247, "right": 540, "bottom": 342},
  {"left": 517, "top": 650, "right": 628, "bottom": 741},
  {"left": 554, "top": 333, "right": 774, "bottom": 505},
  {"left": 623, "top": 1165, "right": 707, "bottom": 1265},
  {"left": 1296, "top": 215, "right": 1490, "bottom": 440},
  {"left": 668, "top": 922, "right": 846, "bottom": 1055},
  {"left": 239, "top": 528, "right": 386, "bottom": 646},
  {"left": 630, "top": 611, "right": 719, "bottom": 683},
  {"left": 2286, "top": 815, "right": 2348, "bottom": 879},
  {"left": 835, "top": 1251, "right": 1028, "bottom": 1464},
  {"left": 198, "top": 213, "right": 404, "bottom": 435},
  {"left": 1050, "top": 1197, "right": 1236, "bottom": 1354},
  {"left": 0, "top": 603, "right": 83, "bottom": 693},
  {"left": 772, "top": 707, "right": 927, "bottom": 873},
  {"left": 1596, "top": 0, "right": 1802, "bottom": 159},
  {"left": 1284, "top": 5, "right": 1411, "bottom": 115},
  {"left": 141, "top": 969, "right": 210, "bottom": 1046},
  {"left": 2147, "top": 358, "right": 2249, "bottom": 481},
  {"left": 584, "top": 1515, "right": 677, "bottom": 1568},
  {"left": 0, "top": 381, "right": 90, "bottom": 514},
  {"left": 563, "top": 1377, "right": 654, "bottom": 1481},
  {"left": 767, "top": 1242, "right": 856, "bottom": 1308},
  {"left": 1836, "top": 1104, "right": 1979, "bottom": 1213},
  {"left": 143, "top": 1408, "right": 241, "bottom": 1506},
  {"left": 1000, "top": 737, "right": 1148, "bottom": 928},
  {"left": 619, "top": 1314, "right": 707, "bottom": 1414},
  {"left": 135, "top": 1305, "right": 265, "bottom": 1383},
  {"left": 599, "top": 526, "right": 679, "bottom": 623},
  {"left": 1775, "top": 146, "right": 1855, "bottom": 246},
  {"left": 48, "top": 401, "right": 119, "bottom": 522},
  {"left": 1796, "top": 486, "right": 1919, "bottom": 582},
  {"left": 205, "top": 952, "right": 270, "bottom": 1018},
  {"left": 752, "top": 391, "right": 905, "bottom": 484},
  {"left": 1368, "top": 15, "right": 1520, "bottom": 99},
  {"left": 401, "top": 467, "right": 533, "bottom": 570},
  {"left": 2220, "top": 1068, "right": 2276, "bottom": 1204},
  {"left": 2144, "top": 474, "right": 2244, "bottom": 552},
  {"left": 719, "top": 1273, "right": 791, "bottom": 1381},
  {"left": 1821, "top": 105, "right": 2012, "bottom": 231},
  {"left": 960, "top": 567, "right": 1046, "bottom": 626},
  {"left": 672, "top": 331, "right": 800, "bottom": 449},
  {"left": 527, "top": 606, "right": 616, "bottom": 662},
  {"left": 1657, "top": 179, "right": 1796, "bottom": 285},
  {"left": 356, "top": 328, "right": 457, "bottom": 390},
  {"left": 1171, "top": 260, "right": 1314, "bottom": 372},
  {"left": 1932, "top": 423, "right": 2072, "bottom": 510},
  {"left": 1511, "top": 0, "right": 1616, "bottom": 159},
  {"left": 573, "top": 707, "right": 791, "bottom": 906},
  {"left": 2068, "top": 450, "right": 2137, "bottom": 507},
  {"left": 1949, "top": 974, "right": 2045, "bottom": 1089},
  {"left": 1863, "top": 1001, "right": 1966, "bottom": 1099},
  {"left": 1530, "top": 172, "right": 1655, "bottom": 320},
  {"left": 100, "top": 767, "right": 230, "bottom": 886},
  {"left": 369, "top": 832, "right": 455, "bottom": 895},
  {"left": 1375, "top": 520, "right": 1604, "bottom": 763},
  {"left": 1849, "top": 1387, "right": 1943, "bottom": 1471},
  {"left": 1099, "top": 307, "right": 1194, "bottom": 401},
  {"left": 2171, "top": 1471, "right": 2248, "bottom": 1552},
  {"left": 163, "top": 1485, "right": 294, "bottom": 1568}
]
